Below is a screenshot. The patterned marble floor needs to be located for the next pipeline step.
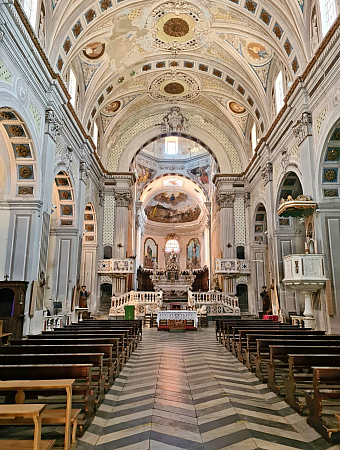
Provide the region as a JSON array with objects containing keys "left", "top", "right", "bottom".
[{"left": 78, "top": 327, "right": 340, "bottom": 450}]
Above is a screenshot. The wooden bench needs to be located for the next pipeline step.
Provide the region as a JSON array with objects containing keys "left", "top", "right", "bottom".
[
  {"left": 230, "top": 325, "right": 305, "bottom": 357},
  {"left": 0, "top": 404, "right": 55, "bottom": 450},
  {"left": 74, "top": 319, "right": 143, "bottom": 341},
  {"left": 266, "top": 346, "right": 340, "bottom": 394},
  {"left": 221, "top": 320, "right": 282, "bottom": 348},
  {"left": 0, "top": 344, "right": 116, "bottom": 387},
  {"left": 0, "top": 354, "right": 105, "bottom": 402},
  {"left": 0, "top": 364, "right": 96, "bottom": 433},
  {"left": 12, "top": 337, "right": 123, "bottom": 371},
  {"left": 245, "top": 334, "right": 340, "bottom": 371},
  {"left": 282, "top": 355, "right": 340, "bottom": 414},
  {"left": 305, "top": 367, "right": 340, "bottom": 442},
  {"left": 253, "top": 334, "right": 334, "bottom": 380}
]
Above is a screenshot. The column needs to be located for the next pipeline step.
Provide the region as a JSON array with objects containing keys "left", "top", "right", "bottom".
[
  {"left": 217, "top": 192, "right": 235, "bottom": 258},
  {"left": 134, "top": 201, "right": 145, "bottom": 290}
]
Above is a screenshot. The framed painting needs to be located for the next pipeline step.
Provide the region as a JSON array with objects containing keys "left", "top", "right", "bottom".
[{"left": 144, "top": 238, "right": 158, "bottom": 268}]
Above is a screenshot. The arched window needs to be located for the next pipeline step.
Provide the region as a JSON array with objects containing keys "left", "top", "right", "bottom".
[
  {"left": 92, "top": 122, "right": 98, "bottom": 148},
  {"left": 69, "top": 69, "right": 77, "bottom": 108},
  {"left": 275, "top": 71, "right": 284, "bottom": 114},
  {"left": 165, "top": 239, "right": 180, "bottom": 253},
  {"left": 320, "top": 0, "right": 337, "bottom": 36}
]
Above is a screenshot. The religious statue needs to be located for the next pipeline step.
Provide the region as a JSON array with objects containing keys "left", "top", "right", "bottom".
[
  {"left": 188, "top": 288, "right": 194, "bottom": 308},
  {"left": 79, "top": 285, "right": 90, "bottom": 308},
  {"left": 260, "top": 285, "right": 270, "bottom": 314},
  {"left": 38, "top": 10, "right": 45, "bottom": 47},
  {"left": 311, "top": 10, "right": 319, "bottom": 52}
]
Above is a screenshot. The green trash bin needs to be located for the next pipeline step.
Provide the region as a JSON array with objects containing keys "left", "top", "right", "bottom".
[{"left": 125, "top": 305, "right": 135, "bottom": 320}]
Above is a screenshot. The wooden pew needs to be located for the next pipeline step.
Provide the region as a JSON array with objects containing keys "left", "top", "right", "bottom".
[
  {"left": 0, "top": 404, "right": 55, "bottom": 450},
  {"left": 74, "top": 319, "right": 142, "bottom": 341},
  {"left": 13, "top": 337, "right": 124, "bottom": 370},
  {"left": 0, "top": 364, "right": 96, "bottom": 433},
  {"left": 266, "top": 346, "right": 340, "bottom": 394},
  {"left": 221, "top": 320, "right": 282, "bottom": 348},
  {"left": 282, "top": 355, "right": 340, "bottom": 414},
  {"left": 0, "top": 354, "right": 105, "bottom": 402},
  {"left": 236, "top": 327, "right": 323, "bottom": 362},
  {"left": 245, "top": 334, "right": 340, "bottom": 371},
  {"left": 0, "top": 344, "right": 116, "bottom": 386},
  {"left": 230, "top": 325, "right": 304, "bottom": 357},
  {"left": 305, "top": 367, "right": 340, "bottom": 442}
]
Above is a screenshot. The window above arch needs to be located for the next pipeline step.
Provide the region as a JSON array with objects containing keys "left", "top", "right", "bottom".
[
  {"left": 165, "top": 239, "right": 180, "bottom": 253},
  {"left": 320, "top": 0, "right": 337, "bottom": 36}
]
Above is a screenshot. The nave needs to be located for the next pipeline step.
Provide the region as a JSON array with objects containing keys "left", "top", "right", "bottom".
[{"left": 77, "top": 328, "right": 340, "bottom": 450}]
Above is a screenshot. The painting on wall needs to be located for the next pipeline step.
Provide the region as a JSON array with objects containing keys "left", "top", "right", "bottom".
[
  {"left": 187, "top": 238, "right": 201, "bottom": 268},
  {"left": 144, "top": 238, "right": 158, "bottom": 268},
  {"left": 187, "top": 165, "right": 210, "bottom": 191},
  {"left": 145, "top": 191, "right": 201, "bottom": 223},
  {"left": 136, "top": 164, "right": 156, "bottom": 190}
]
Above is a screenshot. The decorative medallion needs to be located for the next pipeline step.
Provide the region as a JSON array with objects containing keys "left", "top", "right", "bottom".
[
  {"left": 324, "top": 189, "right": 338, "bottom": 197},
  {"left": 19, "top": 165, "right": 33, "bottom": 179},
  {"left": 164, "top": 82, "right": 185, "bottom": 95},
  {"left": 229, "top": 102, "right": 246, "bottom": 114},
  {"left": 14, "top": 144, "right": 31, "bottom": 158},
  {"left": 83, "top": 42, "right": 105, "bottom": 60},
  {"left": 85, "top": 224, "right": 94, "bottom": 232},
  {"left": 100, "top": 0, "right": 112, "bottom": 11},
  {"left": 149, "top": 2, "right": 209, "bottom": 52},
  {"left": 85, "top": 214, "right": 94, "bottom": 220},
  {"left": 18, "top": 186, "right": 33, "bottom": 195},
  {"left": 86, "top": 236, "right": 95, "bottom": 241},
  {"left": 60, "top": 190, "right": 71, "bottom": 199},
  {"left": 260, "top": 9, "right": 271, "bottom": 25},
  {"left": 85, "top": 9, "right": 96, "bottom": 23},
  {"left": 326, "top": 147, "right": 340, "bottom": 161},
  {"left": 273, "top": 22, "right": 283, "bottom": 40},
  {"left": 72, "top": 22, "right": 83, "bottom": 39},
  {"left": 104, "top": 101, "right": 121, "bottom": 114},
  {"left": 56, "top": 178, "right": 68, "bottom": 186},
  {"left": 163, "top": 17, "right": 189, "bottom": 37},
  {"left": 148, "top": 72, "right": 199, "bottom": 102},
  {"left": 8, "top": 125, "right": 24, "bottom": 137},
  {"left": 62, "top": 205, "right": 72, "bottom": 215},
  {"left": 106, "top": 85, "right": 113, "bottom": 94},
  {"left": 330, "top": 128, "right": 340, "bottom": 141},
  {"left": 61, "top": 220, "right": 73, "bottom": 225},
  {"left": 324, "top": 168, "right": 337, "bottom": 182},
  {"left": 0, "top": 111, "right": 14, "bottom": 120},
  {"left": 63, "top": 38, "right": 72, "bottom": 54}
]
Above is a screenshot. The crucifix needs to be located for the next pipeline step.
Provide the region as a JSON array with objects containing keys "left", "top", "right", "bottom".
[{"left": 4, "top": 275, "right": 9, "bottom": 281}]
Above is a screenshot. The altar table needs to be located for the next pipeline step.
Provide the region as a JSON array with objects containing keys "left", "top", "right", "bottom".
[{"left": 157, "top": 311, "right": 198, "bottom": 329}]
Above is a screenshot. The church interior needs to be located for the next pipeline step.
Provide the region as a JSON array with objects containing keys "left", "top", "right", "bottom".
[{"left": 1, "top": 0, "right": 340, "bottom": 448}]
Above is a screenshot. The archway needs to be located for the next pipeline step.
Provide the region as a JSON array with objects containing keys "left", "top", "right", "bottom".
[{"left": 44, "top": 171, "right": 77, "bottom": 315}]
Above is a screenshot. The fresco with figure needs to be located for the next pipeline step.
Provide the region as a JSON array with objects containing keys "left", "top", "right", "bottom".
[
  {"left": 145, "top": 191, "right": 201, "bottom": 223},
  {"left": 144, "top": 238, "right": 158, "bottom": 268},
  {"left": 187, "top": 238, "right": 201, "bottom": 268},
  {"left": 137, "top": 164, "right": 157, "bottom": 190},
  {"left": 187, "top": 165, "right": 210, "bottom": 193}
]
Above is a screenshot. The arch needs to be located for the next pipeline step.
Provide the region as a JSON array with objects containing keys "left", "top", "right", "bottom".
[
  {"left": 83, "top": 202, "right": 97, "bottom": 245},
  {"left": 276, "top": 170, "right": 303, "bottom": 229},
  {"left": 0, "top": 107, "right": 38, "bottom": 200},
  {"left": 50, "top": 171, "right": 76, "bottom": 229},
  {"left": 318, "top": 120, "right": 340, "bottom": 201},
  {"left": 253, "top": 203, "right": 268, "bottom": 243},
  {"left": 144, "top": 237, "right": 158, "bottom": 269}
]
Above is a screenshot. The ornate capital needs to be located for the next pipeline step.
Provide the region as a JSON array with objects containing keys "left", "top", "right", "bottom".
[
  {"left": 261, "top": 162, "right": 273, "bottom": 185},
  {"left": 292, "top": 112, "right": 312, "bottom": 144},
  {"left": 114, "top": 189, "right": 132, "bottom": 207},
  {"left": 45, "top": 109, "right": 63, "bottom": 141},
  {"left": 244, "top": 191, "right": 251, "bottom": 207},
  {"left": 217, "top": 192, "right": 235, "bottom": 208},
  {"left": 79, "top": 160, "right": 89, "bottom": 183}
]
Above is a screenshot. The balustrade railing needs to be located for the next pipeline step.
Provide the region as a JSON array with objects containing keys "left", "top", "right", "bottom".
[
  {"left": 191, "top": 291, "right": 240, "bottom": 314},
  {"left": 110, "top": 291, "right": 163, "bottom": 315}
]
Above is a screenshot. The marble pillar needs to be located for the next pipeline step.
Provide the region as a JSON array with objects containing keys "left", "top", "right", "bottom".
[{"left": 217, "top": 192, "right": 235, "bottom": 258}]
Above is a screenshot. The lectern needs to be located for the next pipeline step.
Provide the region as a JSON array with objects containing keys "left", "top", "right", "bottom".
[{"left": 0, "top": 280, "right": 29, "bottom": 339}]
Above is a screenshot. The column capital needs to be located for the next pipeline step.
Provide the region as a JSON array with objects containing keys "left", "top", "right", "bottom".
[
  {"left": 292, "top": 111, "right": 312, "bottom": 144},
  {"left": 261, "top": 162, "right": 273, "bottom": 185},
  {"left": 114, "top": 189, "right": 132, "bottom": 207},
  {"left": 217, "top": 191, "right": 235, "bottom": 208},
  {"left": 45, "top": 108, "right": 63, "bottom": 141}
]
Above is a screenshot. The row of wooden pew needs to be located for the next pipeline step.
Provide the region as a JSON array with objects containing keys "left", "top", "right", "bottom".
[
  {"left": 0, "top": 319, "right": 142, "bottom": 450},
  {"left": 215, "top": 319, "right": 340, "bottom": 443}
]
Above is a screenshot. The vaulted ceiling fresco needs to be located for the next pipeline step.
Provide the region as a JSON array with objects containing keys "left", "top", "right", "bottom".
[{"left": 47, "top": 0, "right": 310, "bottom": 171}]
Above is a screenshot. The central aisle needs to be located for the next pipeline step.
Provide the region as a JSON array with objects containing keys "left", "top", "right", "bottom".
[{"left": 78, "top": 328, "right": 339, "bottom": 450}]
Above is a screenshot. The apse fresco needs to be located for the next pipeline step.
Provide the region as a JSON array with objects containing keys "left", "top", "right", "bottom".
[
  {"left": 144, "top": 238, "right": 157, "bottom": 268},
  {"left": 145, "top": 191, "right": 201, "bottom": 223},
  {"left": 187, "top": 238, "right": 201, "bottom": 268}
]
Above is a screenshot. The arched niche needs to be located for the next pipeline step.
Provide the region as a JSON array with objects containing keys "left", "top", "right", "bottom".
[
  {"left": 0, "top": 107, "right": 38, "bottom": 200},
  {"left": 319, "top": 122, "right": 340, "bottom": 200},
  {"left": 144, "top": 237, "right": 158, "bottom": 269},
  {"left": 187, "top": 238, "right": 201, "bottom": 269},
  {"left": 253, "top": 203, "right": 268, "bottom": 244},
  {"left": 50, "top": 171, "right": 76, "bottom": 229}
]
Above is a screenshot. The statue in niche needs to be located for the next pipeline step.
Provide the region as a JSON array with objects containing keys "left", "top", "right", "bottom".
[
  {"left": 271, "top": 87, "right": 276, "bottom": 119},
  {"left": 79, "top": 285, "right": 90, "bottom": 308},
  {"left": 311, "top": 7, "right": 319, "bottom": 53},
  {"left": 38, "top": 9, "right": 45, "bottom": 47}
]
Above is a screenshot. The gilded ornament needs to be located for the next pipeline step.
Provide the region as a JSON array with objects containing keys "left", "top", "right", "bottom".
[
  {"left": 16, "top": 144, "right": 30, "bottom": 157},
  {"left": 100, "top": 0, "right": 111, "bottom": 11},
  {"left": 85, "top": 224, "right": 94, "bottom": 232},
  {"left": 18, "top": 186, "right": 33, "bottom": 195},
  {"left": 0, "top": 111, "right": 12, "bottom": 119},
  {"left": 19, "top": 166, "right": 32, "bottom": 179},
  {"left": 273, "top": 25, "right": 282, "bottom": 39},
  {"left": 63, "top": 39, "right": 71, "bottom": 53},
  {"left": 85, "top": 9, "right": 95, "bottom": 22},
  {"left": 229, "top": 102, "right": 246, "bottom": 114},
  {"left": 292, "top": 58, "right": 298, "bottom": 73},
  {"left": 155, "top": 62, "right": 164, "bottom": 68},
  {"left": 284, "top": 39, "right": 292, "bottom": 55},
  {"left": 98, "top": 95, "right": 104, "bottom": 105},
  {"left": 184, "top": 61, "right": 194, "bottom": 68},
  {"left": 163, "top": 18, "right": 189, "bottom": 38},
  {"left": 106, "top": 85, "right": 113, "bottom": 94},
  {"left": 324, "top": 169, "right": 337, "bottom": 182},
  {"left": 9, "top": 125, "right": 24, "bottom": 136},
  {"left": 118, "top": 77, "right": 125, "bottom": 83},
  {"left": 326, "top": 148, "right": 340, "bottom": 161},
  {"left": 73, "top": 23, "right": 82, "bottom": 38},
  {"left": 245, "top": 1, "right": 256, "bottom": 13},
  {"left": 86, "top": 236, "right": 95, "bottom": 241},
  {"left": 170, "top": 61, "right": 178, "bottom": 67},
  {"left": 57, "top": 58, "right": 63, "bottom": 71},
  {"left": 85, "top": 214, "right": 93, "bottom": 220},
  {"left": 331, "top": 129, "right": 340, "bottom": 141},
  {"left": 260, "top": 10, "right": 270, "bottom": 24},
  {"left": 324, "top": 189, "right": 338, "bottom": 197},
  {"left": 58, "top": 178, "right": 68, "bottom": 185},
  {"left": 61, "top": 220, "right": 73, "bottom": 225},
  {"left": 91, "top": 108, "right": 96, "bottom": 118},
  {"left": 61, "top": 191, "right": 70, "bottom": 199},
  {"left": 62, "top": 205, "right": 72, "bottom": 215},
  {"left": 164, "top": 82, "right": 184, "bottom": 95}
]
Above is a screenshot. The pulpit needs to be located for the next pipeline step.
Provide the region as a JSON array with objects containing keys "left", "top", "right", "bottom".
[{"left": 0, "top": 280, "right": 29, "bottom": 339}]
